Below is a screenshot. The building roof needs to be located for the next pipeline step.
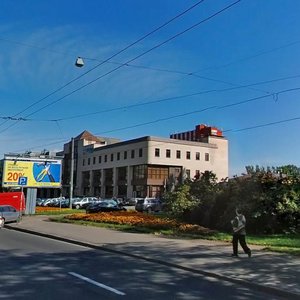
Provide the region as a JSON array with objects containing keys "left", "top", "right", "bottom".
[
  {"left": 92, "top": 135, "right": 219, "bottom": 153},
  {"left": 74, "top": 130, "right": 121, "bottom": 145},
  {"left": 75, "top": 130, "right": 102, "bottom": 143}
]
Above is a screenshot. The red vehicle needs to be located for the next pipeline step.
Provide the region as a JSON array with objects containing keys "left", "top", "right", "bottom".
[{"left": 0, "top": 192, "right": 25, "bottom": 212}]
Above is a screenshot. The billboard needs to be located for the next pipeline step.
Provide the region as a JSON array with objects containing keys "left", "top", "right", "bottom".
[{"left": 2, "top": 159, "right": 62, "bottom": 188}]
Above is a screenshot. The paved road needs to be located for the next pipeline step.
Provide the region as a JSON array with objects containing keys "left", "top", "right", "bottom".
[{"left": 0, "top": 228, "right": 287, "bottom": 300}]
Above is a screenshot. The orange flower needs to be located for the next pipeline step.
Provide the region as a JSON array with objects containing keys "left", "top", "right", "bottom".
[
  {"left": 36, "top": 207, "right": 72, "bottom": 212},
  {"left": 64, "top": 211, "right": 213, "bottom": 234}
]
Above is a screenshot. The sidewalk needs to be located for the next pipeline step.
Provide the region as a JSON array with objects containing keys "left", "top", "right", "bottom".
[{"left": 6, "top": 215, "right": 300, "bottom": 299}]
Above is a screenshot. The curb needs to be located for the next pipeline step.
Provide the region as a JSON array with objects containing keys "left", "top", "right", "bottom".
[{"left": 6, "top": 225, "right": 300, "bottom": 300}]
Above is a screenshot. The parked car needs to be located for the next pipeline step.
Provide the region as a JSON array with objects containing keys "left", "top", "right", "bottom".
[
  {"left": 36, "top": 198, "right": 45, "bottom": 206},
  {"left": 47, "top": 198, "right": 61, "bottom": 207},
  {"left": 0, "top": 205, "right": 21, "bottom": 225},
  {"left": 73, "top": 197, "right": 99, "bottom": 209},
  {"left": 41, "top": 198, "right": 56, "bottom": 207},
  {"left": 127, "top": 197, "right": 144, "bottom": 206},
  {"left": 86, "top": 199, "right": 126, "bottom": 213},
  {"left": 135, "top": 198, "right": 163, "bottom": 213},
  {"left": 57, "top": 199, "right": 72, "bottom": 208}
]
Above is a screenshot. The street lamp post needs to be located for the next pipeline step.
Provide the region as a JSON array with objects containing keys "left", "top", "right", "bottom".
[{"left": 69, "top": 137, "right": 74, "bottom": 208}]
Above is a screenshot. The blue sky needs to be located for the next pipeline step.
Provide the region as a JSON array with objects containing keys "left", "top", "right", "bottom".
[{"left": 1, "top": 0, "right": 300, "bottom": 177}]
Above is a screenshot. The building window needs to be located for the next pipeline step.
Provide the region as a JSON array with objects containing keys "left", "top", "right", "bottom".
[
  {"left": 133, "top": 165, "right": 147, "bottom": 180},
  {"left": 131, "top": 149, "right": 135, "bottom": 159},
  {"left": 205, "top": 153, "right": 209, "bottom": 161},
  {"left": 98, "top": 156, "right": 102, "bottom": 163},
  {"left": 139, "top": 148, "right": 143, "bottom": 157},
  {"left": 195, "top": 170, "right": 200, "bottom": 179},
  {"left": 155, "top": 148, "right": 160, "bottom": 157},
  {"left": 186, "top": 169, "right": 191, "bottom": 179},
  {"left": 166, "top": 149, "right": 171, "bottom": 158},
  {"left": 150, "top": 185, "right": 162, "bottom": 198},
  {"left": 117, "top": 152, "right": 120, "bottom": 160},
  {"left": 93, "top": 157, "right": 96, "bottom": 164},
  {"left": 176, "top": 150, "right": 181, "bottom": 159},
  {"left": 104, "top": 155, "right": 107, "bottom": 163},
  {"left": 186, "top": 151, "right": 191, "bottom": 160},
  {"left": 83, "top": 159, "right": 85, "bottom": 166},
  {"left": 124, "top": 151, "right": 127, "bottom": 160},
  {"left": 196, "top": 152, "right": 200, "bottom": 160},
  {"left": 88, "top": 158, "right": 91, "bottom": 165},
  {"left": 148, "top": 166, "right": 168, "bottom": 180},
  {"left": 111, "top": 153, "right": 114, "bottom": 161},
  {"left": 117, "top": 166, "right": 127, "bottom": 181},
  {"left": 92, "top": 169, "right": 101, "bottom": 187}
]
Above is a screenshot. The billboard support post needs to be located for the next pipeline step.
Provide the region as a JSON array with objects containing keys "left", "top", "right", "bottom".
[
  {"left": 19, "top": 186, "right": 23, "bottom": 222},
  {"left": 25, "top": 188, "right": 37, "bottom": 215}
]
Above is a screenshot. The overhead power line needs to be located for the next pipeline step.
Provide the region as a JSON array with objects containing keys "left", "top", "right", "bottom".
[
  {"left": 0, "top": 0, "right": 242, "bottom": 135},
  {"left": 2, "top": 26, "right": 300, "bottom": 88},
  {"left": 15, "top": 1, "right": 244, "bottom": 119},
  {"left": 0, "top": 0, "right": 206, "bottom": 129},
  {"left": 89, "top": 87, "right": 300, "bottom": 135},
  {"left": 8, "top": 84, "right": 294, "bottom": 140},
  {"left": 6, "top": 86, "right": 300, "bottom": 152},
  {"left": 41, "top": 74, "right": 300, "bottom": 122},
  {"left": 10, "top": 113, "right": 300, "bottom": 155},
  {"left": 3, "top": 35, "right": 300, "bottom": 97},
  {"left": 57, "top": 74, "right": 300, "bottom": 121},
  {"left": 195, "top": 40, "right": 300, "bottom": 74},
  {"left": 224, "top": 116, "right": 300, "bottom": 133},
  {"left": 25, "top": 0, "right": 242, "bottom": 116},
  {"left": 1, "top": 74, "right": 299, "bottom": 123}
]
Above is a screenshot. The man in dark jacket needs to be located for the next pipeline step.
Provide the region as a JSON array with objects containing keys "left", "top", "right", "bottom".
[{"left": 231, "top": 208, "right": 251, "bottom": 257}]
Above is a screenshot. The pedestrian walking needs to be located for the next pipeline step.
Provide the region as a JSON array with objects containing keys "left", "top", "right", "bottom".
[{"left": 231, "top": 208, "right": 251, "bottom": 257}]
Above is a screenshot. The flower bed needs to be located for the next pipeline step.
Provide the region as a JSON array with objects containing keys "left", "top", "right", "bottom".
[
  {"left": 64, "top": 211, "right": 215, "bottom": 234},
  {"left": 36, "top": 208, "right": 215, "bottom": 235}
]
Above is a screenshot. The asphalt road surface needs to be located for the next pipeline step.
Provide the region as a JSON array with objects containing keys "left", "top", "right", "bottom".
[{"left": 0, "top": 228, "right": 283, "bottom": 300}]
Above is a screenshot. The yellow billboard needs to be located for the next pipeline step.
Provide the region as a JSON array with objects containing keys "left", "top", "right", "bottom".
[{"left": 2, "top": 159, "right": 62, "bottom": 188}]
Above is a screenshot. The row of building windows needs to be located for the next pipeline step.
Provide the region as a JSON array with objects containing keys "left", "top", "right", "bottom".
[
  {"left": 83, "top": 148, "right": 143, "bottom": 166},
  {"left": 84, "top": 167, "right": 202, "bottom": 186},
  {"left": 83, "top": 147, "right": 210, "bottom": 166},
  {"left": 155, "top": 148, "right": 209, "bottom": 161},
  {"left": 132, "top": 165, "right": 170, "bottom": 180}
]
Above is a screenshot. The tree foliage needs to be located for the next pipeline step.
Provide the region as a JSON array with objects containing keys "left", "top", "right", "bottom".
[
  {"left": 163, "top": 184, "right": 197, "bottom": 219},
  {"left": 164, "top": 165, "right": 300, "bottom": 234}
]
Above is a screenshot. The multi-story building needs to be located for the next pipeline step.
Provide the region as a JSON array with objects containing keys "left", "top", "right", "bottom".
[
  {"left": 62, "top": 130, "right": 120, "bottom": 197},
  {"left": 63, "top": 124, "right": 228, "bottom": 199}
]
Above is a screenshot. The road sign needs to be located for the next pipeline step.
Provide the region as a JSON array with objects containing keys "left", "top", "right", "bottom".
[{"left": 18, "top": 176, "right": 28, "bottom": 186}]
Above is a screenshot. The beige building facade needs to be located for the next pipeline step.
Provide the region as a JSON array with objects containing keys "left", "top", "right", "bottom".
[{"left": 65, "top": 126, "right": 228, "bottom": 199}]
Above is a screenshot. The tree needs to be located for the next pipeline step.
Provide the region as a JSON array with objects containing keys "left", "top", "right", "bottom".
[
  {"left": 234, "top": 165, "right": 300, "bottom": 233},
  {"left": 187, "top": 171, "right": 220, "bottom": 226},
  {"left": 163, "top": 184, "right": 197, "bottom": 219},
  {"left": 164, "top": 165, "right": 300, "bottom": 234}
]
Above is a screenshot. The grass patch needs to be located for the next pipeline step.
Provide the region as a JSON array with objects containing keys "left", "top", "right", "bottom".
[
  {"left": 35, "top": 208, "right": 84, "bottom": 215},
  {"left": 247, "top": 234, "right": 300, "bottom": 248},
  {"left": 246, "top": 234, "right": 300, "bottom": 255},
  {"left": 48, "top": 212, "right": 299, "bottom": 256}
]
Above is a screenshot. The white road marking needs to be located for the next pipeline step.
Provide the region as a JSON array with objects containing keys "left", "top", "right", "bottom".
[{"left": 68, "top": 272, "right": 126, "bottom": 296}]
